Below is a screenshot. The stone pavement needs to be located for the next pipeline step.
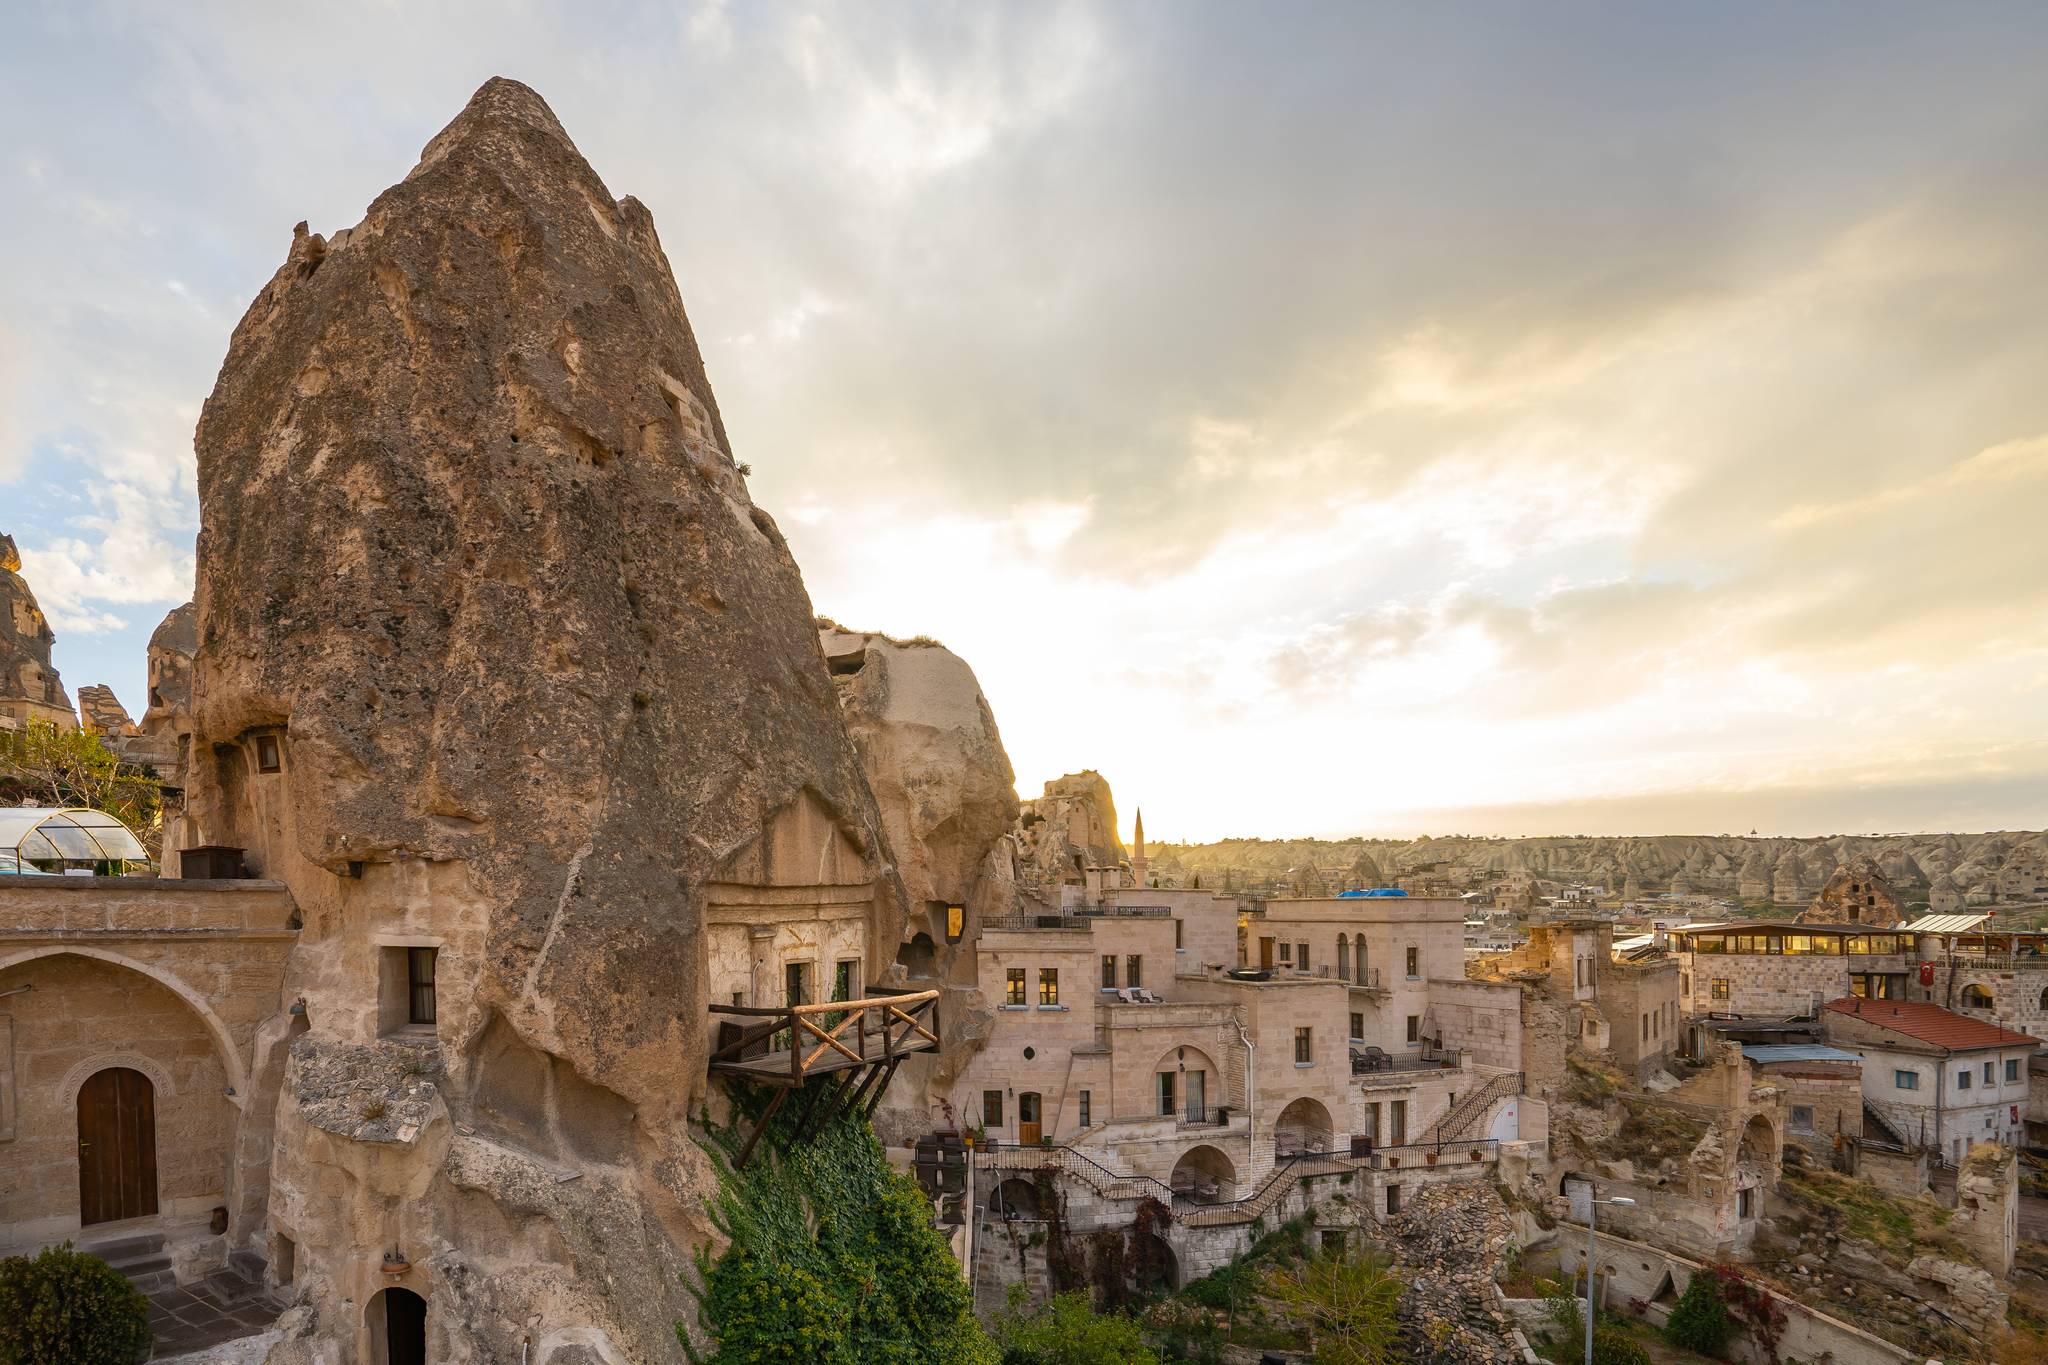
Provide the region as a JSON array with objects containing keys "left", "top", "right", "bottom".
[{"left": 147, "top": 1268, "right": 283, "bottom": 1360}]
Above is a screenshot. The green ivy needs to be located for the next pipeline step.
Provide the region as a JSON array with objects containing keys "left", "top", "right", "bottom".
[{"left": 686, "top": 1093, "right": 996, "bottom": 1365}]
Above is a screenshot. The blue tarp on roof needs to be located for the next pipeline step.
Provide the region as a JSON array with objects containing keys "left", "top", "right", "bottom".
[
  {"left": 1741, "top": 1044, "right": 1860, "bottom": 1065},
  {"left": 1338, "top": 888, "right": 1408, "bottom": 898}
]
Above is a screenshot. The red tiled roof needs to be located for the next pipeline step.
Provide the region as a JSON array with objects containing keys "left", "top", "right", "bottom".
[{"left": 1822, "top": 998, "right": 2040, "bottom": 1052}]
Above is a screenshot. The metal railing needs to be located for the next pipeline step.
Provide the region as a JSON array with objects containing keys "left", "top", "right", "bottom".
[
  {"left": 1358, "top": 1138, "right": 1500, "bottom": 1169},
  {"left": 1415, "top": 1072, "right": 1522, "bottom": 1144}
]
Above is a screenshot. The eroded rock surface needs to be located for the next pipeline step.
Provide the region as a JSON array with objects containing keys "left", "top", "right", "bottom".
[
  {"left": 1016, "top": 770, "right": 1123, "bottom": 884},
  {"left": 183, "top": 77, "right": 895, "bottom": 1362},
  {"left": 0, "top": 531, "right": 77, "bottom": 730},
  {"left": 820, "top": 622, "right": 1021, "bottom": 1130}
]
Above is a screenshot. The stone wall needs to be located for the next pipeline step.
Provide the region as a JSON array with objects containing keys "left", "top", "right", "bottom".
[
  {"left": 0, "top": 877, "right": 297, "bottom": 1249},
  {"left": 1559, "top": 1227, "right": 1924, "bottom": 1365},
  {"left": 0, "top": 954, "right": 234, "bottom": 1241},
  {"left": 1423, "top": 977, "right": 1523, "bottom": 1072}
]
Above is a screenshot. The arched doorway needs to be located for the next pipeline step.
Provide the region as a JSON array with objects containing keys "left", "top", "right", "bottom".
[
  {"left": 1170, "top": 1144, "right": 1237, "bottom": 1203},
  {"left": 1274, "top": 1096, "right": 1335, "bottom": 1156},
  {"left": 990, "top": 1178, "right": 1041, "bottom": 1220},
  {"left": 1739, "top": 1113, "right": 1777, "bottom": 1166},
  {"left": 1135, "top": 1231, "right": 1178, "bottom": 1293},
  {"left": 368, "top": 1287, "right": 427, "bottom": 1365},
  {"left": 77, "top": 1066, "right": 158, "bottom": 1225}
]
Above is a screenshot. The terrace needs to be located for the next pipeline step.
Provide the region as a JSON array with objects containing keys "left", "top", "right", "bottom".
[{"left": 707, "top": 988, "right": 939, "bottom": 1166}]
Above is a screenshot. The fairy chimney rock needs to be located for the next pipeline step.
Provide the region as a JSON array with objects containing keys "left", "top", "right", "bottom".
[{"left": 185, "top": 77, "right": 895, "bottom": 1362}]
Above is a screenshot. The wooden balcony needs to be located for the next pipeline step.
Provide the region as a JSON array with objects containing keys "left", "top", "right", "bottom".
[{"left": 708, "top": 989, "right": 940, "bottom": 1166}]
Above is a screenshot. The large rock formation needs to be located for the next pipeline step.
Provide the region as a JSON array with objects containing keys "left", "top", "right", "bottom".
[
  {"left": 0, "top": 533, "right": 77, "bottom": 731},
  {"left": 1015, "top": 770, "right": 1123, "bottom": 885},
  {"left": 1802, "top": 854, "right": 1902, "bottom": 925},
  {"left": 819, "top": 622, "right": 1021, "bottom": 1128},
  {"left": 185, "top": 79, "right": 897, "bottom": 1362}
]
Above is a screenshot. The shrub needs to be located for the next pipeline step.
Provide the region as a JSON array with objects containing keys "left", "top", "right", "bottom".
[
  {"left": 1590, "top": 1326, "right": 1652, "bottom": 1365},
  {"left": 1665, "top": 1270, "right": 1735, "bottom": 1356},
  {"left": 0, "top": 1244, "right": 151, "bottom": 1365},
  {"left": 992, "top": 1290, "right": 1159, "bottom": 1365},
  {"left": 687, "top": 1099, "right": 995, "bottom": 1364}
]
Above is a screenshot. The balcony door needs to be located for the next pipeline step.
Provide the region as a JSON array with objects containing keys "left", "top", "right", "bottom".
[
  {"left": 1185, "top": 1070, "right": 1206, "bottom": 1123},
  {"left": 1018, "top": 1092, "right": 1042, "bottom": 1145}
]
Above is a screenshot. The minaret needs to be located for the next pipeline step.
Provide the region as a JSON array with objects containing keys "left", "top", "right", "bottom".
[{"left": 1130, "top": 807, "right": 1148, "bottom": 888}]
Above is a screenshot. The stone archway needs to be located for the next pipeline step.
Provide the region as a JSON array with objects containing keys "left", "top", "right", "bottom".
[
  {"left": 1275, "top": 1096, "right": 1335, "bottom": 1156},
  {"left": 990, "top": 1177, "right": 1041, "bottom": 1220},
  {"left": 1171, "top": 1144, "right": 1237, "bottom": 1203},
  {"left": 1739, "top": 1112, "right": 1778, "bottom": 1166},
  {"left": 0, "top": 946, "right": 249, "bottom": 1104}
]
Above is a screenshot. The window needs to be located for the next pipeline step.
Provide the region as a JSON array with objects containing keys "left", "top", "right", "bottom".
[
  {"left": 1102, "top": 955, "right": 1117, "bottom": 989},
  {"left": 1279, "top": 942, "right": 1292, "bottom": 963},
  {"left": 1386, "top": 1184, "right": 1402, "bottom": 1215},
  {"left": 1175, "top": 920, "right": 1183, "bottom": 949},
  {"left": 1338, "top": 934, "right": 1351, "bottom": 981},
  {"left": 1406, "top": 946, "right": 1420, "bottom": 978},
  {"left": 254, "top": 733, "right": 282, "bottom": 773},
  {"left": 1962, "top": 984, "right": 1994, "bottom": 1009},
  {"left": 1364, "top": 1102, "right": 1381, "bottom": 1145},
  {"left": 983, "top": 1090, "right": 1004, "bottom": 1129},
  {"left": 945, "top": 905, "right": 965, "bottom": 943},
  {"left": 1006, "top": 969, "right": 1026, "bottom": 1006},
  {"left": 1294, "top": 1026, "right": 1313, "bottom": 1065},
  {"left": 2007, "top": 1059, "right": 2021, "bottom": 1083},
  {"left": 1078, "top": 1090, "right": 1091, "bottom": 1128},
  {"left": 407, "top": 948, "right": 437, "bottom": 1025},
  {"left": 1682, "top": 972, "right": 1691, "bottom": 996},
  {"left": 1790, "top": 1105, "right": 1815, "bottom": 1134},
  {"left": 1957, "top": 1068, "right": 1972, "bottom": 1091},
  {"left": 1158, "top": 1071, "right": 1177, "bottom": 1116},
  {"left": 1127, "top": 955, "right": 1143, "bottom": 988},
  {"left": 1642, "top": 1014, "right": 1649, "bottom": 1043},
  {"left": 1737, "top": 1188, "right": 1754, "bottom": 1219},
  {"left": 1350, "top": 1012, "right": 1365, "bottom": 1040},
  {"left": 1039, "top": 968, "right": 1060, "bottom": 1006},
  {"left": 785, "top": 961, "right": 811, "bottom": 1007},
  {"left": 833, "top": 959, "right": 859, "bottom": 1002},
  {"left": 1984, "top": 1061, "right": 1996, "bottom": 1085},
  {"left": 1894, "top": 1069, "right": 1919, "bottom": 1091},
  {"left": 1296, "top": 942, "right": 1309, "bottom": 970},
  {"left": 1405, "top": 1014, "right": 1419, "bottom": 1044},
  {"left": 1711, "top": 979, "right": 1730, "bottom": 1001}
]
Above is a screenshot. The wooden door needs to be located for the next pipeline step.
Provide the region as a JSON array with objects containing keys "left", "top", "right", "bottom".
[
  {"left": 1018, "top": 1092, "right": 1042, "bottom": 1145},
  {"left": 1259, "top": 937, "right": 1275, "bottom": 970},
  {"left": 78, "top": 1067, "right": 158, "bottom": 1225}
]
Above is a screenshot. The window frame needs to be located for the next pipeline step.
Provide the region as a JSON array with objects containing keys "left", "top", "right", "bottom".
[
  {"left": 1038, "top": 967, "right": 1060, "bottom": 1007},
  {"left": 1894, "top": 1069, "right": 1918, "bottom": 1091},
  {"left": 1005, "top": 968, "right": 1027, "bottom": 1006},
  {"left": 1294, "top": 1026, "right": 1313, "bottom": 1066}
]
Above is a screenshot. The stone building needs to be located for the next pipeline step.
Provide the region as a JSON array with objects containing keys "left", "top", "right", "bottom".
[
  {"left": 0, "top": 875, "right": 297, "bottom": 1248},
  {"left": 1673, "top": 922, "right": 1921, "bottom": 1023},
  {"left": 1469, "top": 919, "right": 1680, "bottom": 1084},
  {"left": 1803, "top": 855, "right": 1903, "bottom": 926},
  {"left": 1821, "top": 998, "right": 2037, "bottom": 1165},
  {"left": 0, "top": 533, "right": 76, "bottom": 732},
  {"left": 1740, "top": 1042, "right": 1864, "bottom": 1158}
]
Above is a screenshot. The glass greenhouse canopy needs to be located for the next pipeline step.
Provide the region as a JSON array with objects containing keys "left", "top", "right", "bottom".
[{"left": 0, "top": 807, "right": 150, "bottom": 875}]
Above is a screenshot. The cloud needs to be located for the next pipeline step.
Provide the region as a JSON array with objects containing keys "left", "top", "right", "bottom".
[{"left": 3, "top": 3, "right": 2047, "bottom": 835}]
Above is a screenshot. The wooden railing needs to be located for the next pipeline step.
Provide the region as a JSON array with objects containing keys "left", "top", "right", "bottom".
[{"left": 708, "top": 988, "right": 940, "bottom": 1083}]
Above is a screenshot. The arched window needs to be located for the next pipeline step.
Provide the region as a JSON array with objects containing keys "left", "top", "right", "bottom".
[
  {"left": 1337, "top": 934, "right": 1351, "bottom": 982},
  {"left": 1961, "top": 984, "right": 1994, "bottom": 1010}
]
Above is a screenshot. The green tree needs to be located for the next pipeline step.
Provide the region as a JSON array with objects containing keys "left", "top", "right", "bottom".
[
  {"left": 0, "top": 720, "right": 163, "bottom": 858},
  {"left": 1665, "top": 1269, "right": 1735, "bottom": 1357},
  {"left": 1263, "top": 1250, "right": 1404, "bottom": 1365},
  {"left": 0, "top": 1243, "right": 152, "bottom": 1365},
  {"left": 990, "top": 1290, "right": 1159, "bottom": 1365}
]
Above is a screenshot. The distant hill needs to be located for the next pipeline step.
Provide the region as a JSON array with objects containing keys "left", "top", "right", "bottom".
[{"left": 1146, "top": 830, "right": 2048, "bottom": 907}]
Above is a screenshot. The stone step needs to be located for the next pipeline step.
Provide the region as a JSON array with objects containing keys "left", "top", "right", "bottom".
[{"left": 83, "top": 1232, "right": 167, "bottom": 1269}]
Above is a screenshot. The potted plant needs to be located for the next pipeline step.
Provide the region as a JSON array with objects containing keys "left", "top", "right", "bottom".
[
  {"left": 381, "top": 1251, "right": 411, "bottom": 1275},
  {"left": 1425, "top": 1150, "right": 1439, "bottom": 1165}
]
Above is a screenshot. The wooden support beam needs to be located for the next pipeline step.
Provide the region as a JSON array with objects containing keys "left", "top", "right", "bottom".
[{"left": 734, "top": 1087, "right": 788, "bottom": 1170}]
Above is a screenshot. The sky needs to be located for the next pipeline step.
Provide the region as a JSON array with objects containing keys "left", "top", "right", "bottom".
[{"left": 4, "top": 2, "right": 2048, "bottom": 842}]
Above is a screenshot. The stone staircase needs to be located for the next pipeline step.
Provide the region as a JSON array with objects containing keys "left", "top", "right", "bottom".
[
  {"left": 84, "top": 1232, "right": 176, "bottom": 1293},
  {"left": 1416, "top": 1071, "right": 1522, "bottom": 1145}
]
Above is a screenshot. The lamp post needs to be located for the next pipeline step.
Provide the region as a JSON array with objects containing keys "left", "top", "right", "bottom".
[{"left": 1585, "top": 1190, "right": 1636, "bottom": 1365}]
